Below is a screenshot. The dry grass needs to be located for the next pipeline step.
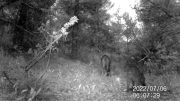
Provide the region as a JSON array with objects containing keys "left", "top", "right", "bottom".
[
  {"left": 45, "top": 60, "right": 127, "bottom": 101},
  {"left": 0, "top": 51, "right": 180, "bottom": 101}
]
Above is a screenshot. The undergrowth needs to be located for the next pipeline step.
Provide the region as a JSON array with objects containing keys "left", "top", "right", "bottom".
[{"left": 0, "top": 50, "right": 180, "bottom": 101}]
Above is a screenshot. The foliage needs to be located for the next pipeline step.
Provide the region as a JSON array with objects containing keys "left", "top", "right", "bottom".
[
  {"left": 2, "top": 0, "right": 180, "bottom": 100},
  {"left": 122, "top": 0, "right": 180, "bottom": 76},
  {"left": 0, "top": 50, "right": 57, "bottom": 101},
  {"left": 39, "top": 16, "right": 78, "bottom": 44},
  {"left": 0, "top": 0, "right": 57, "bottom": 52},
  {"left": 56, "top": 0, "right": 114, "bottom": 56},
  {"left": 0, "top": 13, "right": 78, "bottom": 101}
]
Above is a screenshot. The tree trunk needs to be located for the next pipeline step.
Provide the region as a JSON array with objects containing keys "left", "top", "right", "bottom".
[
  {"left": 13, "top": 0, "right": 27, "bottom": 47},
  {"left": 71, "top": 0, "right": 79, "bottom": 59}
]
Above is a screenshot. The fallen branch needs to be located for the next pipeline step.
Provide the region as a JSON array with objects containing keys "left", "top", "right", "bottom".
[{"left": 2, "top": 71, "right": 14, "bottom": 84}]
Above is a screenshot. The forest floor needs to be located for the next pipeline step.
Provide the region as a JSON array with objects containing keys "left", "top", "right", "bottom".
[
  {"left": 1, "top": 54, "right": 180, "bottom": 101},
  {"left": 43, "top": 57, "right": 130, "bottom": 101}
]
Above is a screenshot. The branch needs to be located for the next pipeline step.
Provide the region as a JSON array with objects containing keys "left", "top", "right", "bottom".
[
  {"left": 0, "top": 0, "right": 20, "bottom": 10},
  {"left": 3, "top": 71, "right": 14, "bottom": 84},
  {"left": 131, "top": 30, "right": 149, "bottom": 55},
  {"left": 0, "top": 18, "right": 38, "bottom": 38},
  {"left": 147, "top": 0, "right": 173, "bottom": 18},
  {"left": 25, "top": 33, "right": 63, "bottom": 72}
]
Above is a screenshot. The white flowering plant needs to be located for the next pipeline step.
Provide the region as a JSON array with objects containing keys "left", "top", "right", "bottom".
[
  {"left": 38, "top": 16, "right": 78, "bottom": 50},
  {"left": 25, "top": 16, "right": 78, "bottom": 72}
]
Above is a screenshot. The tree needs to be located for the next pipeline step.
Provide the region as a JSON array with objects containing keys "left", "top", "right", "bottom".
[
  {"left": 134, "top": 0, "right": 180, "bottom": 74},
  {"left": 56, "top": 0, "right": 114, "bottom": 58},
  {"left": 0, "top": 0, "right": 56, "bottom": 52}
]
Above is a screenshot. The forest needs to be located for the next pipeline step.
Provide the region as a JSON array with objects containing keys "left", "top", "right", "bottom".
[{"left": 0, "top": 0, "right": 180, "bottom": 101}]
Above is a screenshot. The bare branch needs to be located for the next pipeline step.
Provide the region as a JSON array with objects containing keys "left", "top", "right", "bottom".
[
  {"left": 146, "top": 0, "right": 173, "bottom": 18},
  {"left": 0, "top": 18, "right": 38, "bottom": 38},
  {"left": 3, "top": 71, "right": 14, "bottom": 84},
  {"left": 0, "top": 0, "right": 19, "bottom": 10}
]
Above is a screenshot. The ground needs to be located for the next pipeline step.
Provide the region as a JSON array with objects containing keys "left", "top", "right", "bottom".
[{"left": 0, "top": 54, "right": 180, "bottom": 101}]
